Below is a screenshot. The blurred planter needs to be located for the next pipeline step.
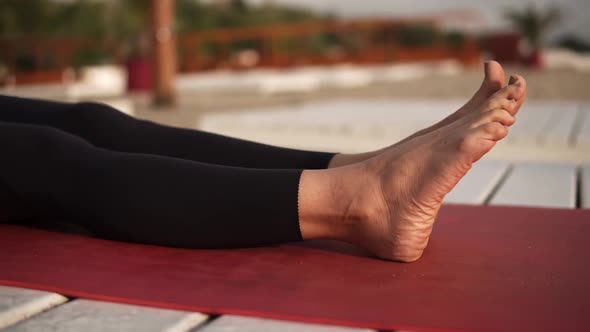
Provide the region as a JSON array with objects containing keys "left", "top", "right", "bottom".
[
  {"left": 72, "top": 48, "right": 111, "bottom": 70},
  {"left": 396, "top": 25, "right": 438, "bottom": 48},
  {"left": 526, "top": 49, "right": 543, "bottom": 69},
  {"left": 445, "top": 31, "right": 466, "bottom": 50},
  {"left": 126, "top": 56, "right": 151, "bottom": 91}
]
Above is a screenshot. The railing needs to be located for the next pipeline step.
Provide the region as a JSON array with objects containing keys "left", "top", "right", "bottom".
[
  {"left": 0, "top": 18, "right": 481, "bottom": 85},
  {"left": 177, "top": 19, "right": 481, "bottom": 71}
]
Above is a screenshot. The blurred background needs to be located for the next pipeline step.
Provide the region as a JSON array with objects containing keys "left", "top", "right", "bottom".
[{"left": 1, "top": 0, "right": 589, "bottom": 162}]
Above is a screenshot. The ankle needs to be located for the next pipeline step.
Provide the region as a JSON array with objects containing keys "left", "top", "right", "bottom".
[
  {"left": 298, "top": 164, "right": 373, "bottom": 242},
  {"left": 328, "top": 151, "right": 379, "bottom": 168}
]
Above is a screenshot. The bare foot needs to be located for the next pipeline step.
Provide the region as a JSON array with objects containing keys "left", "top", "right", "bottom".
[
  {"left": 299, "top": 76, "right": 527, "bottom": 262},
  {"left": 328, "top": 61, "right": 526, "bottom": 168},
  {"left": 354, "top": 76, "right": 526, "bottom": 261}
]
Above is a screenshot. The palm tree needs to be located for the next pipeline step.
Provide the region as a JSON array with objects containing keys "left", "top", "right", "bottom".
[{"left": 504, "top": 4, "right": 561, "bottom": 66}]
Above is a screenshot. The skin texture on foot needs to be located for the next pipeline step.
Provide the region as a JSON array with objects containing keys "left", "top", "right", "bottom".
[
  {"left": 299, "top": 68, "right": 527, "bottom": 262},
  {"left": 328, "top": 61, "right": 527, "bottom": 169}
]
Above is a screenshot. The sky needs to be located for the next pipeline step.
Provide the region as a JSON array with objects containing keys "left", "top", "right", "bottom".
[{"left": 247, "top": 0, "right": 590, "bottom": 42}]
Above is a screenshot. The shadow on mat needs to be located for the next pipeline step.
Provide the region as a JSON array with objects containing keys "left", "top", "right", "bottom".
[
  {"left": 292, "top": 240, "right": 375, "bottom": 259},
  {"left": 4, "top": 218, "right": 378, "bottom": 260}
]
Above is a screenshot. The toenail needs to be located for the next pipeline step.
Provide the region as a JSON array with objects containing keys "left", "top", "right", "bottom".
[{"left": 510, "top": 75, "right": 518, "bottom": 84}]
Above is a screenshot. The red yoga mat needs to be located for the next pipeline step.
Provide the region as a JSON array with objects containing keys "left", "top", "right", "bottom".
[{"left": 1, "top": 205, "right": 590, "bottom": 332}]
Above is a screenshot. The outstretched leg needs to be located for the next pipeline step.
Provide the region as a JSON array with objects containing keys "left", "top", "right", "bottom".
[
  {"left": 0, "top": 122, "right": 303, "bottom": 247},
  {"left": 0, "top": 74, "right": 526, "bottom": 260},
  {"left": 0, "top": 95, "right": 334, "bottom": 170}
]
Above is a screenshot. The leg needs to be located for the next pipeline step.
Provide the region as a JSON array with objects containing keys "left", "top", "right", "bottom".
[
  {"left": 0, "top": 95, "right": 334, "bottom": 169},
  {"left": 0, "top": 122, "right": 303, "bottom": 247},
  {"left": 0, "top": 72, "right": 526, "bottom": 259}
]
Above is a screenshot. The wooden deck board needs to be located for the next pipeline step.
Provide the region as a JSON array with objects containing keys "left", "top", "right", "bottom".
[
  {"left": 4, "top": 299, "right": 207, "bottom": 332},
  {"left": 575, "top": 104, "right": 590, "bottom": 149},
  {"left": 0, "top": 286, "right": 68, "bottom": 330},
  {"left": 445, "top": 160, "right": 510, "bottom": 205},
  {"left": 495, "top": 102, "right": 553, "bottom": 146},
  {"left": 537, "top": 103, "right": 579, "bottom": 147},
  {"left": 489, "top": 162, "right": 577, "bottom": 209},
  {"left": 195, "top": 315, "right": 374, "bottom": 332}
]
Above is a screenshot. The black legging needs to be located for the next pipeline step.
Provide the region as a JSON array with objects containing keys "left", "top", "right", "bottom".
[{"left": 0, "top": 95, "right": 335, "bottom": 248}]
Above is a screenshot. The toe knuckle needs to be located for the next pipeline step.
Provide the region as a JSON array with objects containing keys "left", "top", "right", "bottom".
[
  {"left": 486, "top": 122, "right": 501, "bottom": 134},
  {"left": 485, "top": 99, "right": 498, "bottom": 110},
  {"left": 505, "top": 114, "right": 516, "bottom": 125},
  {"left": 492, "top": 108, "right": 504, "bottom": 117},
  {"left": 495, "top": 109, "right": 514, "bottom": 124},
  {"left": 491, "top": 123, "right": 507, "bottom": 137},
  {"left": 459, "top": 135, "right": 476, "bottom": 152},
  {"left": 501, "top": 126, "right": 509, "bottom": 137}
]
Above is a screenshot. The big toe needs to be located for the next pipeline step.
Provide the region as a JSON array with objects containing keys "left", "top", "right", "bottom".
[
  {"left": 480, "top": 61, "right": 506, "bottom": 97},
  {"left": 461, "top": 61, "right": 506, "bottom": 111}
]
